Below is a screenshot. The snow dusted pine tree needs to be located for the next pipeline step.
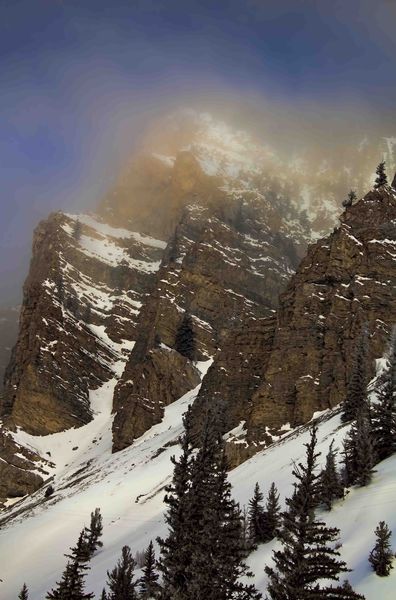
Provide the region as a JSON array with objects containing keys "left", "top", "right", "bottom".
[
  {"left": 319, "top": 440, "right": 344, "bottom": 510},
  {"left": 139, "top": 541, "right": 160, "bottom": 599},
  {"left": 262, "top": 482, "right": 281, "bottom": 543},
  {"left": 18, "top": 583, "right": 29, "bottom": 599},
  {"left": 369, "top": 521, "right": 394, "bottom": 576},
  {"left": 265, "top": 425, "right": 364, "bottom": 599},
  {"left": 248, "top": 482, "right": 266, "bottom": 547},
  {"left": 106, "top": 545, "right": 139, "bottom": 600},
  {"left": 372, "top": 332, "right": 396, "bottom": 462},
  {"left": 342, "top": 329, "right": 369, "bottom": 423}
]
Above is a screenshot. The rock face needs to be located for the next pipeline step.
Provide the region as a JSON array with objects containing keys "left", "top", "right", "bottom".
[
  {"left": 111, "top": 191, "right": 301, "bottom": 451},
  {"left": 3, "top": 111, "right": 396, "bottom": 502},
  {"left": 0, "top": 307, "right": 19, "bottom": 390},
  {"left": 191, "top": 186, "right": 396, "bottom": 464},
  {"left": 1, "top": 213, "right": 163, "bottom": 435}
]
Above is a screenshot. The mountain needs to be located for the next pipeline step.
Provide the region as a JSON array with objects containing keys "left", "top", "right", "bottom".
[{"left": 0, "top": 112, "right": 395, "bottom": 598}]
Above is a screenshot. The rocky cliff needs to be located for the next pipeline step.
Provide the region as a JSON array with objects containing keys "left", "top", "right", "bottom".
[
  {"left": 1, "top": 112, "right": 395, "bottom": 502},
  {"left": 192, "top": 185, "right": 396, "bottom": 465}
]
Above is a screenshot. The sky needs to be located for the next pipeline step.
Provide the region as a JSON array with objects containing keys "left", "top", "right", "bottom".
[{"left": 1, "top": 0, "right": 396, "bottom": 305}]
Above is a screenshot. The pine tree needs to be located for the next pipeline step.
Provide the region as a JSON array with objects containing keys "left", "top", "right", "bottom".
[
  {"left": 342, "top": 190, "right": 357, "bottom": 208},
  {"left": 175, "top": 312, "right": 196, "bottom": 361},
  {"left": 187, "top": 441, "right": 261, "bottom": 600},
  {"left": 248, "top": 482, "right": 266, "bottom": 547},
  {"left": 86, "top": 508, "right": 103, "bottom": 556},
  {"left": 68, "top": 529, "right": 91, "bottom": 563},
  {"left": 139, "top": 541, "right": 160, "bottom": 599},
  {"left": 46, "top": 531, "right": 94, "bottom": 599},
  {"left": 319, "top": 440, "right": 344, "bottom": 510},
  {"left": 72, "top": 219, "right": 82, "bottom": 241},
  {"left": 159, "top": 409, "right": 261, "bottom": 599},
  {"left": 265, "top": 425, "right": 364, "bottom": 599},
  {"left": 372, "top": 333, "right": 396, "bottom": 462},
  {"left": 374, "top": 161, "right": 388, "bottom": 189},
  {"left": 18, "top": 583, "right": 29, "bottom": 599},
  {"left": 369, "top": 521, "right": 394, "bottom": 576},
  {"left": 342, "top": 329, "right": 369, "bottom": 423},
  {"left": 100, "top": 590, "right": 107, "bottom": 600},
  {"left": 157, "top": 406, "right": 195, "bottom": 599},
  {"left": 343, "top": 405, "right": 375, "bottom": 487},
  {"left": 106, "top": 546, "right": 138, "bottom": 600},
  {"left": 262, "top": 482, "right": 281, "bottom": 542}
]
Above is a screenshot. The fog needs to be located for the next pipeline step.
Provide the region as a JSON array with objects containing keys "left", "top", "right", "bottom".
[{"left": 1, "top": 0, "right": 395, "bottom": 307}]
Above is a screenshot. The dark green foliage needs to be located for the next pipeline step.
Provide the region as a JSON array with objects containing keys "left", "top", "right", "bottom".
[
  {"left": 158, "top": 409, "right": 261, "bottom": 600},
  {"left": 106, "top": 545, "right": 138, "bottom": 600},
  {"left": 46, "top": 530, "right": 94, "bottom": 599},
  {"left": 372, "top": 334, "right": 396, "bottom": 462},
  {"left": 175, "top": 312, "right": 196, "bottom": 361},
  {"left": 342, "top": 406, "right": 375, "bottom": 487},
  {"left": 265, "top": 426, "right": 363, "bottom": 599},
  {"left": 248, "top": 483, "right": 266, "bottom": 547},
  {"left": 100, "top": 590, "right": 107, "bottom": 600},
  {"left": 374, "top": 161, "right": 388, "bottom": 189},
  {"left": 262, "top": 482, "right": 281, "bottom": 542},
  {"left": 342, "top": 330, "right": 369, "bottom": 423},
  {"left": 157, "top": 407, "right": 195, "bottom": 599},
  {"left": 72, "top": 220, "right": 82, "bottom": 241},
  {"left": 369, "top": 521, "right": 394, "bottom": 576},
  {"left": 68, "top": 529, "right": 91, "bottom": 564},
  {"left": 18, "top": 583, "right": 29, "bottom": 599},
  {"left": 45, "top": 485, "right": 54, "bottom": 498},
  {"left": 86, "top": 508, "right": 103, "bottom": 556},
  {"left": 139, "top": 541, "right": 160, "bottom": 599},
  {"left": 342, "top": 190, "right": 357, "bottom": 208},
  {"left": 319, "top": 440, "right": 344, "bottom": 510}
]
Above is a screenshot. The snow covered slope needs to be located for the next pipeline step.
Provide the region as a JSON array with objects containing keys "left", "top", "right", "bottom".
[{"left": 1, "top": 362, "right": 395, "bottom": 599}]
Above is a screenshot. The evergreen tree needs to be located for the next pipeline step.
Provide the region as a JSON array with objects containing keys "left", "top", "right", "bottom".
[
  {"left": 341, "top": 329, "right": 369, "bottom": 423},
  {"left": 187, "top": 442, "right": 261, "bottom": 600},
  {"left": 342, "top": 190, "right": 357, "bottom": 208},
  {"left": 86, "top": 508, "right": 103, "bottom": 556},
  {"left": 265, "top": 425, "right": 363, "bottom": 599},
  {"left": 374, "top": 161, "right": 388, "bottom": 189},
  {"left": 72, "top": 219, "right": 82, "bottom": 241},
  {"left": 18, "top": 583, "right": 29, "bottom": 599},
  {"left": 159, "top": 409, "right": 260, "bottom": 599},
  {"left": 46, "top": 531, "right": 94, "bottom": 599},
  {"left": 68, "top": 529, "right": 91, "bottom": 563},
  {"left": 319, "top": 440, "right": 344, "bottom": 510},
  {"left": 369, "top": 521, "right": 394, "bottom": 576},
  {"left": 106, "top": 545, "right": 138, "bottom": 600},
  {"left": 157, "top": 406, "right": 195, "bottom": 599},
  {"left": 262, "top": 482, "right": 281, "bottom": 542},
  {"left": 139, "top": 541, "right": 160, "bottom": 599},
  {"left": 100, "top": 590, "right": 107, "bottom": 600},
  {"left": 248, "top": 482, "right": 266, "bottom": 547},
  {"left": 372, "top": 333, "right": 396, "bottom": 462},
  {"left": 175, "top": 312, "right": 196, "bottom": 361},
  {"left": 343, "top": 406, "right": 375, "bottom": 487}
]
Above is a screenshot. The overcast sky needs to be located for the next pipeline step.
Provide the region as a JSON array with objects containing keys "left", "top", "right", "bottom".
[{"left": 1, "top": 0, "right": 395, "bottom": 305}]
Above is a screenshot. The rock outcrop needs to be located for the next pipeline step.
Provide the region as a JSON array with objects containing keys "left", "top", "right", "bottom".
[
  {"left": 191, "top": 186, "right": 396, "bottom": 465},
  {"left": 111, "top": 191, "right": 301, "bottom": 451}
]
